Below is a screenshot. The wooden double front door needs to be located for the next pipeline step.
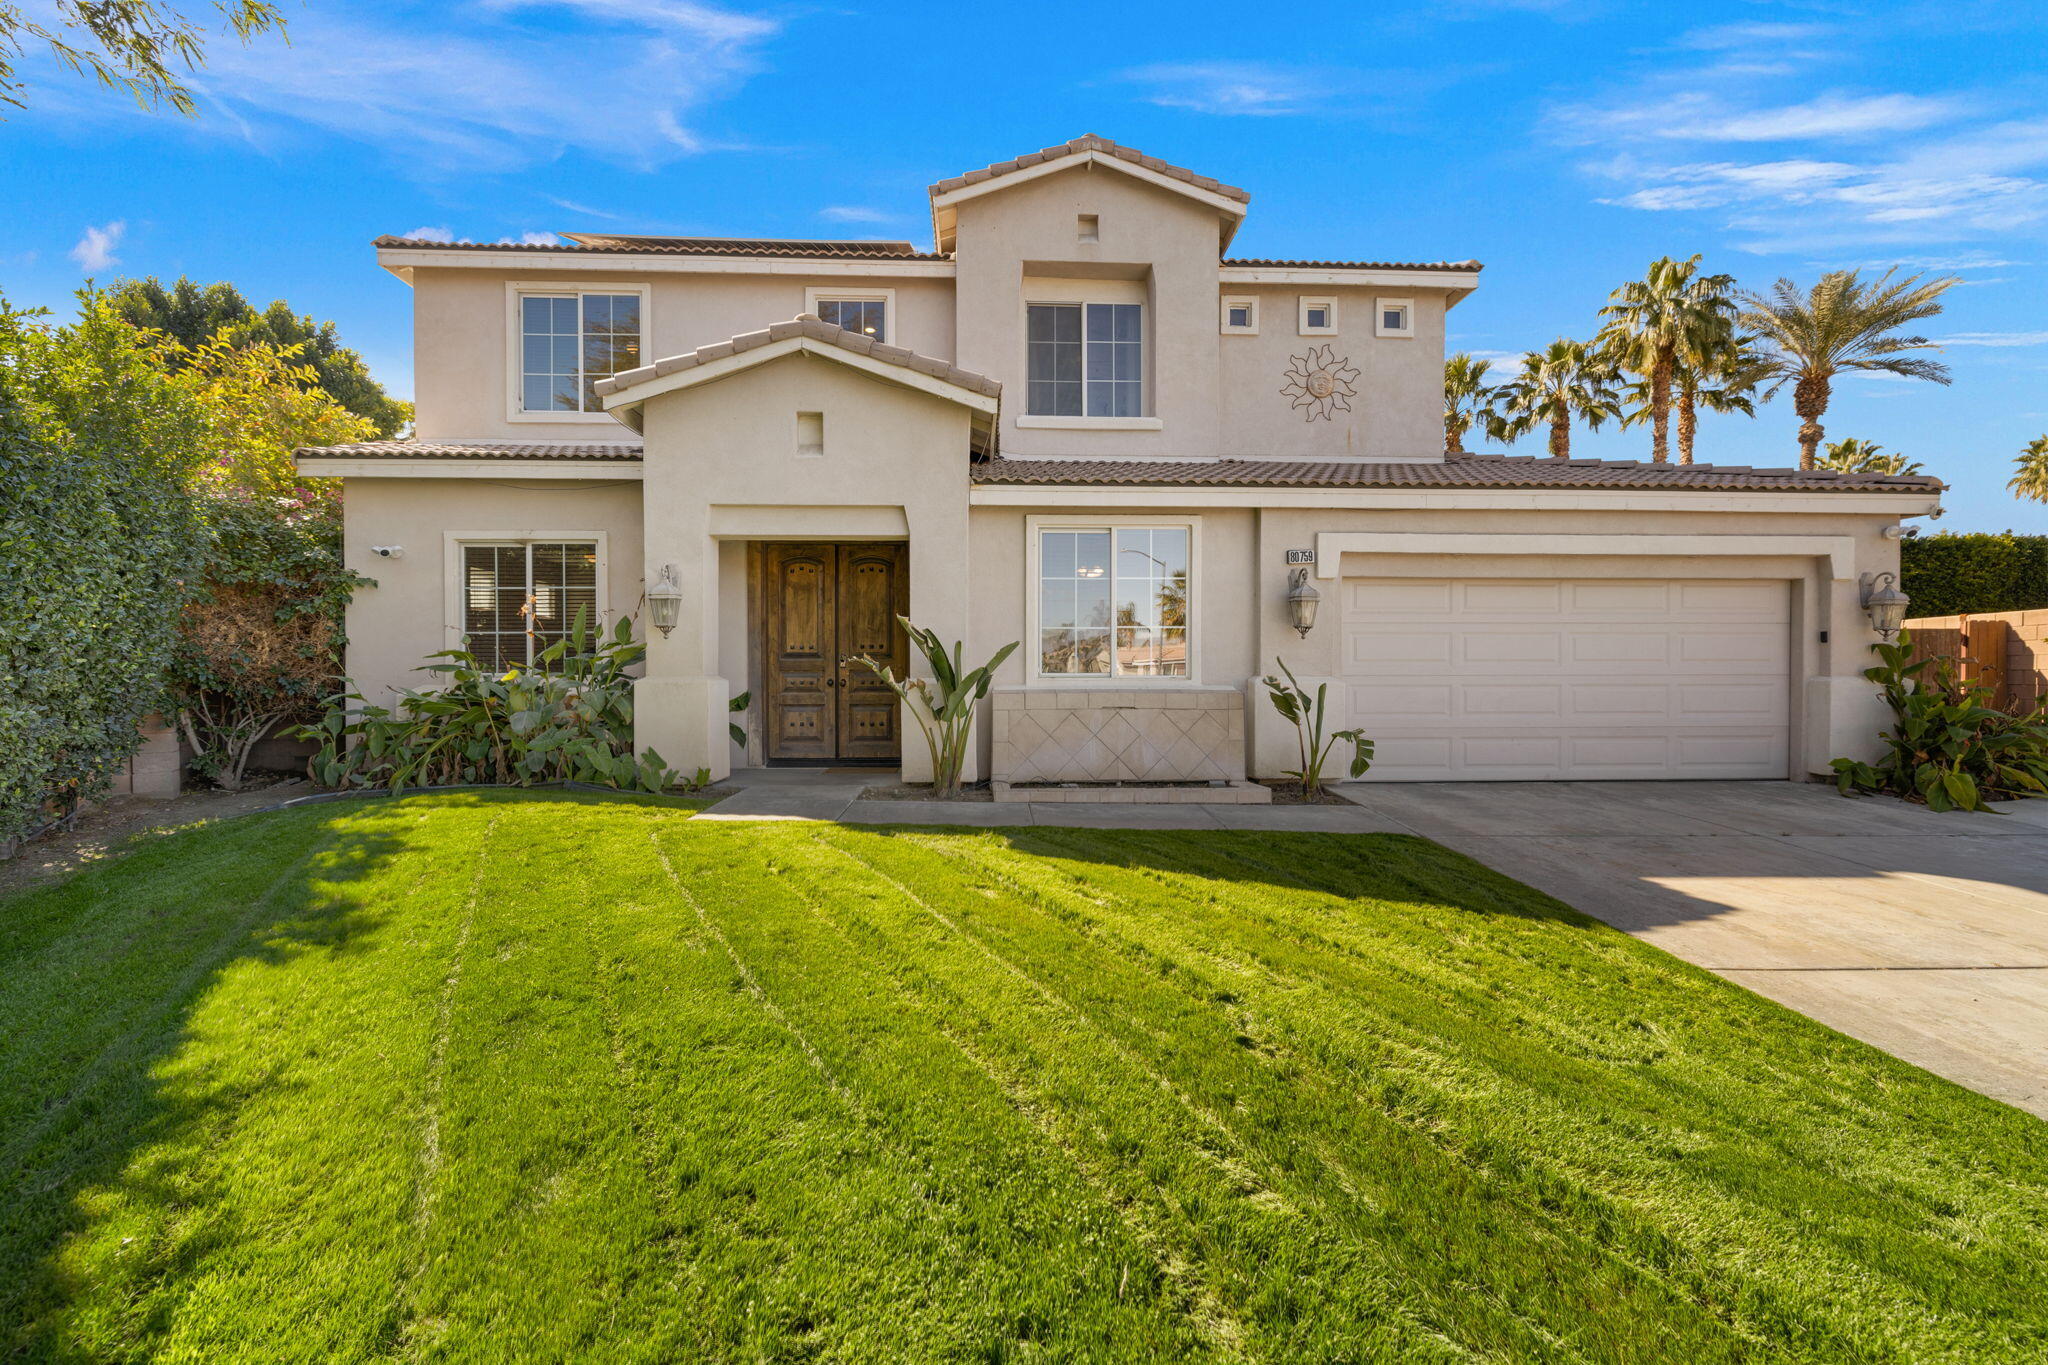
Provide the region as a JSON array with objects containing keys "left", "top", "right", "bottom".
[{"left": 760, "top": 542, "right": 909, "bottom": 763}]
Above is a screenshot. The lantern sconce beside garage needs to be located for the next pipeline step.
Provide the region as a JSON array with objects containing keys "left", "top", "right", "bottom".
[
  {"left": 1859, "top": 571, "right": 1910, "bottom": 640},
  {"left": 1286, "top": 568, "right": 1321, "bottom": 638}
]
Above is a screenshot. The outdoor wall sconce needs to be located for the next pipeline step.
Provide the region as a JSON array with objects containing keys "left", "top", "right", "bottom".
[
  {"left": 646, "top": 564, "right": 684, "bottom": 637},
  {"left": 1286, "top": 568, "right": 1321, "bottom": 638},
  {"left": 1859, "top": 570, "right": 1910, "bottom": 639}
]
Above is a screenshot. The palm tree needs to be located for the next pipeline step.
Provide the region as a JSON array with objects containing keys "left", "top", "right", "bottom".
[
  {"left": 1816, "top": 438, "right": 1925, "bottom": 476},
  {"left": 1598, "top": 254, "right": 1737, "bottom": 464},
  {"left": 2011, "top": 436, "right": 2048, "bottom": 502},
  {"left": 1738, "top": 269, "right": 1957, "bottom": 470},
  {"left": 1493, "top": 339, "right": 1623, "bottom": 460},
  {"left": 1443, "top": 353, "right": 1502, "bottom": 454}
]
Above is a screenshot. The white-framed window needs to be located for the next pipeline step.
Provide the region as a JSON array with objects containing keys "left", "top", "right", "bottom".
[
  {"left": 1026, "top": 301, "right": 1144, "bottom": 417},
  {"left": 456, "top": 539, "right": 602, "bottom": 670},
  {"left": 1299, "top": 297, "right": 1338, "bottom": 335},
  {"left": 804, "top": 286, "right": 894, "bottom": 344},
  {"left": 1030, "top": 518, "right": 1194, "bottom": 680},
  {"left": 1221, "top": 296, "right": 1259, "bottom": 334},
  {"left": 508, "top": 286, "right": 647, "bottom": 417},
  {"left": 1375, "top": 297, "right": 1415, "bottom": 338}
]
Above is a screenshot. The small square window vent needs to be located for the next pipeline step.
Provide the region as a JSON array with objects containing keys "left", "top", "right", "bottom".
[{"left": 1077, "top": 213, "right": 1100, "bottom": 243}]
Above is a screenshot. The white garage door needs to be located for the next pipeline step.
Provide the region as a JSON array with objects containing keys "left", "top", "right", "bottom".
[{"left": 1341, "top": 577, "right": 1791, "bottom": 781}]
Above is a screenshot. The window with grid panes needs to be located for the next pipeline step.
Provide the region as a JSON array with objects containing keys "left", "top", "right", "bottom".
[
  {"left": 518, "top": 293, "right": 642, "bottom": 412},
  {"left": 1026, "top": 302, "right": 1143, "bottom": 416},
  {"left": 1037, "top": 525, "right": 1188, "bottom": 678},
  {"left": 461, "top": 542, "right": 599, "bottom": 669}
]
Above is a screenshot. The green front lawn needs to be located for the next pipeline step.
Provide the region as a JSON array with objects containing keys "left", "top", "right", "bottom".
[{"left": 2, "top": 792, "right": 2043, "bottom": 1362}]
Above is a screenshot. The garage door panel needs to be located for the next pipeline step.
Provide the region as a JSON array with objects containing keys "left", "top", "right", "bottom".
[
  {"left": 1460, "top": 582, "right": 1563, "bottom": 613},
  {"left": 1461, "top": 633, "right": 1563, "bottom": 665},
  {"left": 1566, "top": 581, "right": 1673, "bottom": 614},
  {"left": 1342, "top": 577, "right": 1790, "bottom": 781}
]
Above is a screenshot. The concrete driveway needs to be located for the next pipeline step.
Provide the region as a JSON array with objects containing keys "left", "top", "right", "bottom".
[{"left": 1339, "top": 781, "right": 2048, "bottom": 1119}]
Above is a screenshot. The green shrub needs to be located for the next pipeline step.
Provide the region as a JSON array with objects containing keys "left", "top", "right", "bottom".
[
  {"left": 299, "top": 610, "right": 688, "bottom": 793},
  {"left": 1262, "top": 658, "right": 1375, "bottom": 797},
  {"left": 1831, "top": 633, "right": 2048, "bottom": 812},
  {"left": 844, "top": 617, "right": 1016, "bottom": 799},
  {"left": 1901, "top": 532, "right": 2048, "bottom": 618},
  {"left": 0, "top": 294, "right": 210, "bottom": 847}
]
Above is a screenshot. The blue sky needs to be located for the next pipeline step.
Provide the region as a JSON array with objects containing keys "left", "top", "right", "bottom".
[{"left": 3, "top": 0, "right": 2044, "bottom": 531}]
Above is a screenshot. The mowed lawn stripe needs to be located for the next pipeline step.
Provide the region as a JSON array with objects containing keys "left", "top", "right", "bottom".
[
  {"left": 812, "top": 825, "right": 1742, "bottom": 1363},
  {"left": 662, "top": 822, "right": 1224, "bottom": 1362},
  {"left": 787, "top": 827, "right": 1496, "bottom": 1364},
  {"left": 3, "top": 798, "right": 488, "bottom": 1360},
  {"left": 917, "top": 824, "right": 2048, "bottom": 1362},
  {"left": 396, "top": 799, "right": 679, "bottom": 1360}
]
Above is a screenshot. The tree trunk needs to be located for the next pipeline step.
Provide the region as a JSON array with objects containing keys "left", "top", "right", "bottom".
[
  {"left": 1549, "top": 417, "right": 1569, "bottom": 459},
  {"left": 1446, "top": 414, "right": 1463, "bottom": 455},
  {"left": 1649, "top": 344, "right": 1672, "bottom": 463},
  {"left": 1793, "top": 373, "right": 1829, "bottom": 471},
  {"left": 1676, "top": 390, "right": 1698, "bottom": 465}
]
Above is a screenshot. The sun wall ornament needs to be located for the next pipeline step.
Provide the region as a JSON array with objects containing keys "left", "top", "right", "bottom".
[{"left": 1280, "top": 344, "right": 1360, "bottom": 422}]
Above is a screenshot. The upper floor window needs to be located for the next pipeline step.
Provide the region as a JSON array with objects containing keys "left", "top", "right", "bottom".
[
  {"left": 1027, "top": 302, "right": 1143, "bottom": 417},
  {"left": 519, "top": 292, "right": 642, "bottom": 413},
  {"left": 817, "top": 298, "right": 885, "bottom": 339},
  {"left": 1375, "top": 298, "right": 1415, "bottom": 338},
  {"left": 1299, "top": 297, "right": 1337, "bottom": 335},
  {"left": 1221, "top": 297, "right": 1258, "bottom": 334},
  {"left": 805, "top": 287, "right": 893, "bottom": 344}
]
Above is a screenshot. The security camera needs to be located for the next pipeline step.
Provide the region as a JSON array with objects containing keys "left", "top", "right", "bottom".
[{"left": 370, "top": 545, "right": 405, "bottom": 559}]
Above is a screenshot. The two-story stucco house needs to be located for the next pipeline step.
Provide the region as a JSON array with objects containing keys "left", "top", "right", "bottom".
[{"left": 296, "top": 135, "right": 1942, "bottom": 793}]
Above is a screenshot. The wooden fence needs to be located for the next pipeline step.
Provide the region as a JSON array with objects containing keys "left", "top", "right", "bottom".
[{"left": 1902, "top": 610, "right": 2048, "bottom": 710}]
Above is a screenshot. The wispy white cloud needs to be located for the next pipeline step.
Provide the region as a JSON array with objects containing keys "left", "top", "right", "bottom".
[
  {"left": 30, "top": 0, "right": 782, "bottom": 174},
  {"left": 1679, "top": 93, "right": 1963, "bottom": 142},
  {"left": 1114, "top": 61, "right": 1334, "bottom": 116},
  {"left": 499, "top": 231, "right": 561, "bottom": 245},
  {"left": 547, "top": 196, "right": 626, "bottom": 221},
  {"left": 1675, "top": 21, "right": 1833, "bottom": 52},
  {"left": 69, "top": 221, "right": 125, "bottom": 271},
  {"left": 1938, "top": 331, "right": 2048, "bottom": 346},
  {"left": 819, "top": 205, "right": 896, "bottom": 224},
  {"left": 403, "top": 225, "right": 457, "bottom": 243}
]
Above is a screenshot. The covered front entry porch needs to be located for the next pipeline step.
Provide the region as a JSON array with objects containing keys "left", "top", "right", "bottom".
[{"left": 595, "top": 317, "right": 994, "bottom": 786}]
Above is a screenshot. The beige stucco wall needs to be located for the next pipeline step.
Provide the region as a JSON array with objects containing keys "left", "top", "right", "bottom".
[
  {"left": 632, "top": 350, "right": 976, "bottom": 781},
  {"left": 409, "top": 266, "right": 958, "bottom": 443},
  {"left": 1215, "top": 285, "right": 1451, "bottom": 459},
  {"left": 339, "top": 477, "right": 646, "bottom": 706},
  {"left": 951, "top": 167, "right": 1227, "bottom": 460}
]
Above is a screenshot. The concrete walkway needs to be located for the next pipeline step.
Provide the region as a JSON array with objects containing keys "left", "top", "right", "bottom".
[
  {"left": 695, "top": 768, "right": 1403, "bottom": 830},
  {"left": 698, "top": 769, "right": 2048, "bottom": 1118},
  {"left": 1338, "top": 781, "right": 2048, "bottom": 1119}
]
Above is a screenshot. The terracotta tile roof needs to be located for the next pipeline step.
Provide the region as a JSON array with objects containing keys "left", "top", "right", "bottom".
[
  {"left": 296, "top": 439, "right": 644, "bottom": 460},
  {"left": 969, "top": 453, "right": 1944, "bottom": 494},
  {"left": 373, "top": 233, "right": 949, "bottom": 261},
  {"left": 929, "top": 134, "right": 1250, "bottom": 204},
  {"left": 594, "top": 314, "right": 1002, "bottom": 401},
  {"left": 1223, "top": 257, "right": 1483, "bottom": 272}
]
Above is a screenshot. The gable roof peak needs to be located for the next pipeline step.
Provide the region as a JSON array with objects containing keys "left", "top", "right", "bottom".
[{"left": 928, "top": 134, "right": 1250, "bottom": 254}]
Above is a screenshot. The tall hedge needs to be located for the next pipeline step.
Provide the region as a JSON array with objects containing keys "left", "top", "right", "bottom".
[
  {"left": 0, "top": 296, "right": 210, "bottom": 846},
  {"left": 1901, "top": 533, "right": 2048, "bottom": 620}
]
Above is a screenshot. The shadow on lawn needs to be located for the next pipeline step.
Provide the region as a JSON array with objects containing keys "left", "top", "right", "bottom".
[
  {"left": 875, "top": 823, "right": 1605, "bottom": 929},
  {"left": 0, "top": 794, "right": 438, "bottom": 1357}
]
